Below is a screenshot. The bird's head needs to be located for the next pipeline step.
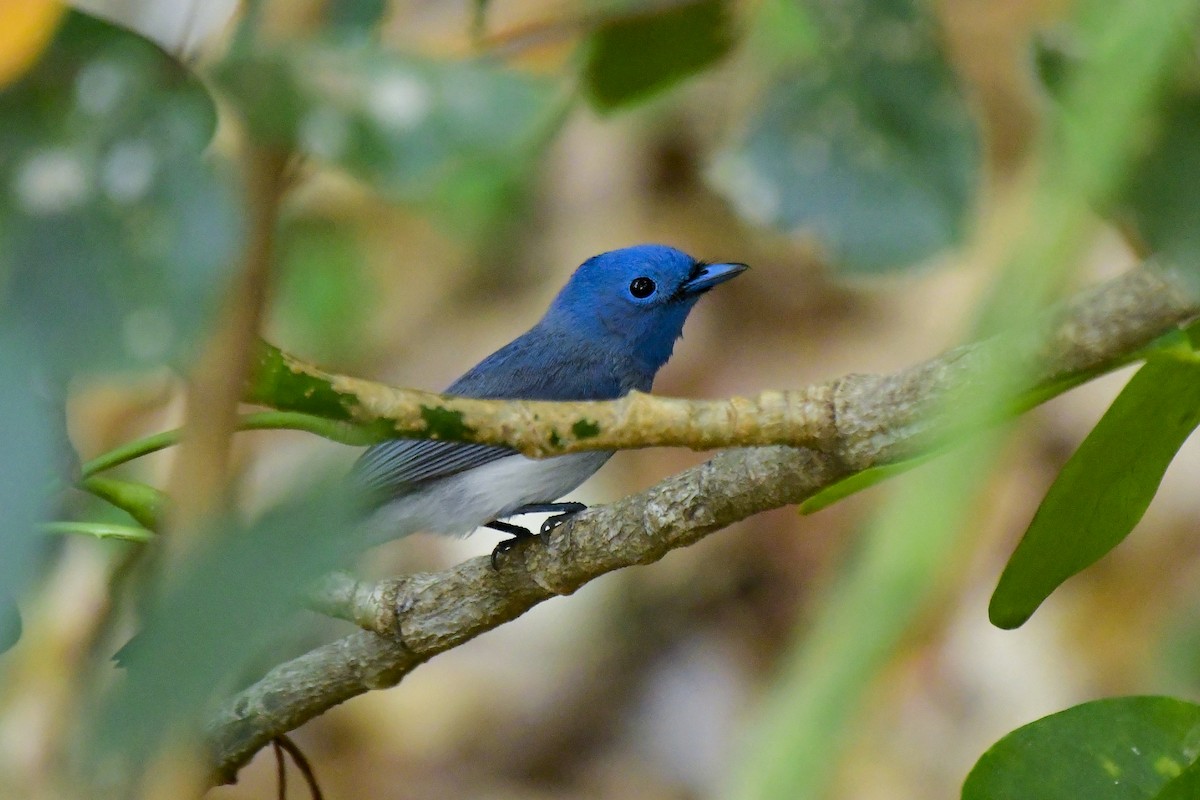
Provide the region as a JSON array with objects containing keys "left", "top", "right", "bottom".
[{"left": 541, "top": 244, "right": 747, "bottom": 377}]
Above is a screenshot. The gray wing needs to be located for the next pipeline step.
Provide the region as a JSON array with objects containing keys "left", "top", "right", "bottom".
[
  {"left": 351, "top": 438, "right": 512, "bottom": 497},
  {"left": 351, "top": 325, "right": 628, "bottom": 500}
]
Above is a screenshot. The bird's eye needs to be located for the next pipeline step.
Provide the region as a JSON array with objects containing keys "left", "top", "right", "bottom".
[{"left": 629, "top": 277, "right": 656, "bottom": 298}]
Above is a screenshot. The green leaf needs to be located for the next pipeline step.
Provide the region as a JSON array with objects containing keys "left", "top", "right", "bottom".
[
  {"left": 709, "top": 0, "right": 979, "bottom": 272},
  {"left": 990, "top": 356, "right": 1200, "bottom": 629},
  {"left": 215, "top": 47, "right": 559, "bottom": 206},
  {"left": 583, "top": 0, "right": 735, "bottom": 111},
  {"left": 963, "top": 696, "right": 1200, "bottom": 799},
  {"left": 42, "top": 521, "right": 154, "bottom": 543},
  {"left": 0, "top": 596, "right": 21, "bottom": 654},
  {"left": 94, "top": 480, "right": 367, "bottom": 761},
  {"left": 0, "top": 327, "right": 56, "bottom": 652},
  {"left": 0, "top": 10, "right": 240, "bottom": 374},
  {"left": 79, "top": 475, "right": 166, "bottom": 530},
  {"left": 1159, "top": 757, "right": 1200, "bottom": 800},
  {"left": 1120, "top": 80, "right": 1200, "bottom": 287}
]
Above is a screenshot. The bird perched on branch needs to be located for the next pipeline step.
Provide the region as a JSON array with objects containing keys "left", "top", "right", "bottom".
[{"left": 353, "top": 244, "right": 747, "bottom": 566}]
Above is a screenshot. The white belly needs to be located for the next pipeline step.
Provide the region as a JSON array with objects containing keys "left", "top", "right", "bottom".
[{"left": 371, "top": 451, "right": 612, "bottom": 539}]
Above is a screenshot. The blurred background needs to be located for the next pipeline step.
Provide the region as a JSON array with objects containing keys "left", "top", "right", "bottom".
[{"left": 3, "top": 0, "right": 1200, "bottom": 798}]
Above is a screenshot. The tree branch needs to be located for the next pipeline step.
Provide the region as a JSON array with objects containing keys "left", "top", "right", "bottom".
[
  {"left": 246, "top": 342, "right": 842, "bottom": 457},
  {"left": 244, "top": 266, "right": 1196, "bottom": 466},
  {"left": 206, "top": 263, "right": 1197, "bottom": 785}
]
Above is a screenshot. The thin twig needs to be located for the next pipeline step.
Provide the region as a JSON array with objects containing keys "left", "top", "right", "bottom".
[
  {"left": 272, "top": 738, "right": 287, "bottom": 800},
  {"left": 274, "top": 735, "right": 324, "bottom": 800}
]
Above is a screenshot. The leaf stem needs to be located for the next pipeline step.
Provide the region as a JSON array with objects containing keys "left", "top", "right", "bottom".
[
  {"left": 80, "top": 411, "right": 378, "bottom": 479},
  {"left": 42, "top": 521, "right": 154, "bottom": 544}
]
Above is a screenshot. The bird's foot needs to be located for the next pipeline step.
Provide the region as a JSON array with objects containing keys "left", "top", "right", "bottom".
[
  {"left": 539, "top": 507, "right": 585, "bottom": 535},
  {"left": 486, "top": 520, "right": 532, "bottom": 570},
  {"left": 508, "top": 502, "right": 588, "bottom": 535},
  {"left": 486, "top": 503, "right": 588, "bottom": 569}
]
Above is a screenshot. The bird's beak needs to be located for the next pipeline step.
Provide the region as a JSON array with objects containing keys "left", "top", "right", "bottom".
[{"left": 680, "top": 262, "right": 749, "bottom": 296}]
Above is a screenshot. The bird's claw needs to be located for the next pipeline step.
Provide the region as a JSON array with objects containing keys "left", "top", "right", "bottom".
[
  {"left": 488, "top": 505, "right": 585, "bottom": 570},
  {"left": 486, "top": 520, "right": 533, "bottom": 570},
  {"left": 539, "top": 511, "right": 579, "bottom": 536},
  {"left": 490, "top": 538, "right": 518, "bottom": 570}
]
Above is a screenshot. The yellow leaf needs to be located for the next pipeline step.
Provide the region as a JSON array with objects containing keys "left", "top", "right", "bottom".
[{"left": 0, "top": 0, "right": 65, "bottom": 88}]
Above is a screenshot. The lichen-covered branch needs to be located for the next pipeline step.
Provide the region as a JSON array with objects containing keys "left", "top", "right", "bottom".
[
  {"left": 244, "top": 267, "right": 1196, "bottom": 464},
  {"left": 207, "top": 264, "right": 1197, "bottom": 784},
  {"left": 246, "top": 341, "right": 842, "bottom": 456}
]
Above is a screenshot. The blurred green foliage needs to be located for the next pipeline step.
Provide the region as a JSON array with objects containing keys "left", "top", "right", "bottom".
[
  {"left": 0, "top": 9, "right": 238, "bottom": 654},
  {"left": 710, "top": 0, "right": 980, "bottom": 272},
  {"left": 0, "top": 11, "right": 239, "bottom": 375},
  {"left": 95, "top": 479, "right": 364, "bottom": 764},
  {"left": 0, "top": 334, "right": 55, "bottom": 652},
  {"left": 215, "top": 46, "right": 560, "bottom": 227},
  {"left": 273, "top": 219, "right": 373, "bottom": 363},
  {"left": 322, "top": 0, "right": 390, "bottom": 42},
  {"left": 731, "top": 0, "right": 1200, "bottom": 798},
  {"left": 1122, "top": 78, "right": 1200, "bottom": 287},
  {"left": 584, "top": 0, "right": 735, "bottom": 110},
  {"left": 3, "top": 0, "right": 1200, "bottom": 796},
  {"left": 1036, "top": 23, "right": 1200, "bottom": 290}
]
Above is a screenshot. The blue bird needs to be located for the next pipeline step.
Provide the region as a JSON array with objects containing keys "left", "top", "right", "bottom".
[{"left": 353, "top": 244, "right": 747, "bottom": 565}]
